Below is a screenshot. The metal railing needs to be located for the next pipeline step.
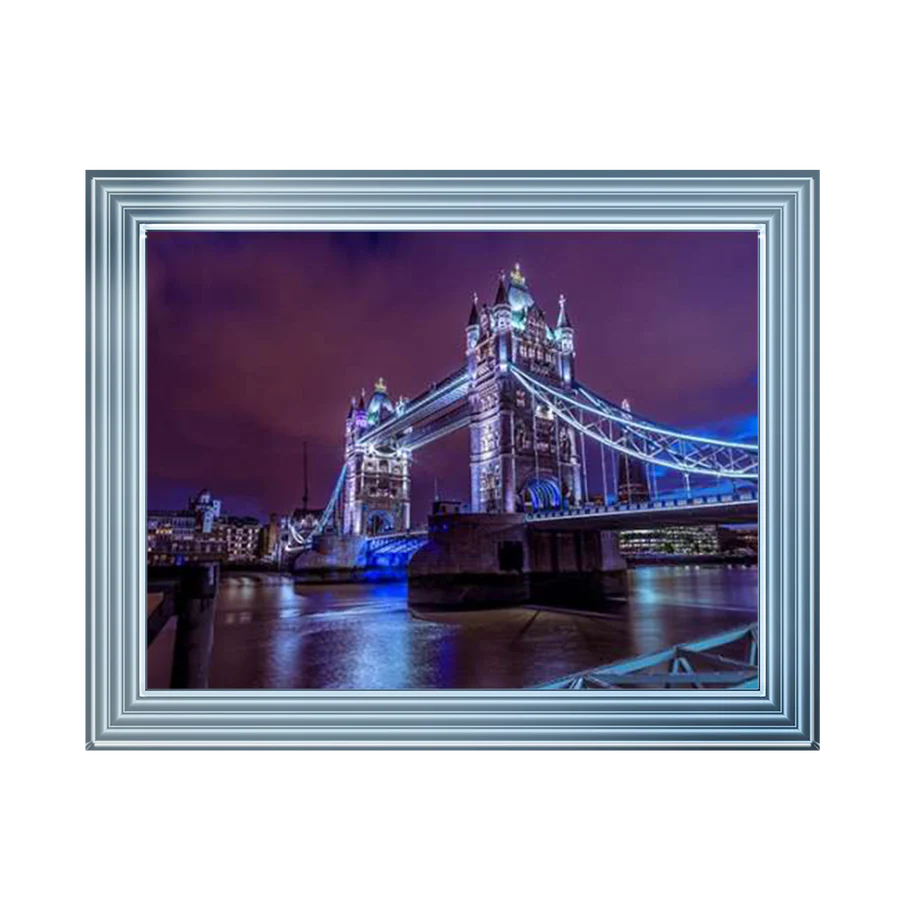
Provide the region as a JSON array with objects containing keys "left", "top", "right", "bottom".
[
  {"left": 526, "top": 489, "right": 758, "bottom": 521},
  {"left": 537, "top": 623, "right": 759, "bottom": 690}
]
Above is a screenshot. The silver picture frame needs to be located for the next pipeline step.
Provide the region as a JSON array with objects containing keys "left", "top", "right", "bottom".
[{"left": 85, "top": 171, "right": 818, "bottom": 749}]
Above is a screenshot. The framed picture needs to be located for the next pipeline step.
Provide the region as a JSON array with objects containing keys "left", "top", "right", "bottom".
[{"left": 85, "top": 171, "right": 818, "bottom": 748}]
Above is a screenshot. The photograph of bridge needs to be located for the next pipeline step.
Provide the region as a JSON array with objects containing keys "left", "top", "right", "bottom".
[{"left": 146, "top": 231, "right": 759, "bottom": 690}]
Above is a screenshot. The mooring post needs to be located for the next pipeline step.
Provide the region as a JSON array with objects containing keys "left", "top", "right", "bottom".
[{"left": 170, "top": 562, "right": 219, "bottom": 689}]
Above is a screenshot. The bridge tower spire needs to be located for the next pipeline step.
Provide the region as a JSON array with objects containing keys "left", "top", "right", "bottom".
[
  {"left": 557, "top": 294, "right": 575, "bottom": 386},
  {"left": 466, "top": 292, "right": 481, "bottom": 381}
]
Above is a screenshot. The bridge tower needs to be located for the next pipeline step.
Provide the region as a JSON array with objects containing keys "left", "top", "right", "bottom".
[
  {"left": 467, "top": 264, "right": 583, "bottom": 514},
  {"left": 342, "top": 379, "right": 411, "bottom": 535}
]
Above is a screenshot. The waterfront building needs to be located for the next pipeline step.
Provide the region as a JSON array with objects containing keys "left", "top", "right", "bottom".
[
  {"left": 147, "top": 510, "right": 196, "bottom": 546},
  {"left": 619, "top": 525, "right": 720, "bottom": 557},
  {"left": 147, "top": 508, "right": 227, "bottom": 565},
  {"left": 214, "top": 516, "right": 264, "bottom": 562},
  {"left": 148, "top": 490, "right": 243, "bottom": 565}
]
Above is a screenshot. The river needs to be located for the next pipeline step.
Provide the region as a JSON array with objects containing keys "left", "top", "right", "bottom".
[{"left": 147, "top": 565, "right": 758, "bottom": 689}]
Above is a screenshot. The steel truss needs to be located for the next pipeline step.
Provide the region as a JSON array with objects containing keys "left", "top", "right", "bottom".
[
  {"left": 361, "top": 531, "right": 430, "bottom": 566},
  {"left": 510, "top": 365, "right": 758, "bottom": 481}
]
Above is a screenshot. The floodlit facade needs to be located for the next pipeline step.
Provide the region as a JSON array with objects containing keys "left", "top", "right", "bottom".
[
  {"left": 147, "top": 491, "right": 266, "bottom": 565},
  {"left": 215, "top": 516, "right": 263, "bottom": 562},
  {"left": 343, "top": 379, "right": 412, "bottom": 535},
  {"left": 147, "top": 508, "right": 227, "bottom": 565},
  {"left": 467, "top": 265, "right": 583, "bottom": 514}
]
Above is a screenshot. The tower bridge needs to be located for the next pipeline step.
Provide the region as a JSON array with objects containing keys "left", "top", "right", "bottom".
[{"left": 290, "top": 263, "right": 758, "bottom": 600}]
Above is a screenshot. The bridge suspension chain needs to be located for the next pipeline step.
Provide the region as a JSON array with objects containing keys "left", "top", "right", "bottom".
[
  {"left": 510, "top": 366, "right": 758, "bottom": 480},
  {"left": 288, "top": 462, "right": 348, "bottom": 548}
]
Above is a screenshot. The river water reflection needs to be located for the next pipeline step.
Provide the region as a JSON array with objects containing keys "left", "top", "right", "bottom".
[{"left": 147, "top": 565, "right": 758, "bottom": 689}]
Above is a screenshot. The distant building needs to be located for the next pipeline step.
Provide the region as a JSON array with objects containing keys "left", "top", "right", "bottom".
[
  {"left": 616, "top": 406, "right": 651, "bottom": 503},
  {"left": 616, "top": 456, "right": 650, "bottom": 504},
  {"left": 260, "top": 513, "right": 291, "bottom": 563},
  {"left": 619, "top": 525, "right": 719, "bottom": 557},
  {"left": 147, "top": 507, "right": 227, "bottom": 565},
  {"left": 432, "top": 499, "right": 469, "bottom": 516},
  {"left": 147, "top": 510, "right": 196, "bottom": 544},
  {"left": 215, "top": 516, "right": 263, "bottom": 562},
  {"left": 147, "top": 490, "right": 266, "bottom": 565},
  {"left": 188, "top": 488, "right": 222, "bottom": 533}
]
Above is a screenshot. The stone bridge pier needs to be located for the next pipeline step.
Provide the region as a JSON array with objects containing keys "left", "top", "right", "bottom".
[{"left": 408, "top": 513, "right": 627, "bottom": 609}]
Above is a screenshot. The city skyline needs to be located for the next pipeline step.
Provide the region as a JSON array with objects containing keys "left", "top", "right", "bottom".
[{"left": 147, "top": 231, "right": 758, "bottom": 520}]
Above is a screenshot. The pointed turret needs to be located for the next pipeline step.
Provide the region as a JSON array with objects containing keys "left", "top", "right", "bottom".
[
  {"left": 556, "top": 294, "right": 575, "bottom": 386},
  {"left": 467, "top": 292, "right": 479, "bottom": 327},
  {"left": 492, "top": 272, "right": 513, "bottom": 366},
  {"left": 354, "top": 387, "right": 368, "bottom": 429},
  {"left": 557, "top": 294, "right": 573, "bottom": 329},
  {"left": 494, "top": 273, "right": 509, "bottom": 307},
  {"left": 466, "top": 292, "right": 481, "bottom": 374}
]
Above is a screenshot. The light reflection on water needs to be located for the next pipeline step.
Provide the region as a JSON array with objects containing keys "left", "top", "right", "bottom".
[{"left": 147, "top": 566, "right": 757, "bottom": 690}]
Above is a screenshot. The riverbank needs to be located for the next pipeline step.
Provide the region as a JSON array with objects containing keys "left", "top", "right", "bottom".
[
  {"left": 293, "top": 566, "right": 406, "bottom": 584},
  {"left": 627, "top": 554, "right": 757, "bottom": 568}
]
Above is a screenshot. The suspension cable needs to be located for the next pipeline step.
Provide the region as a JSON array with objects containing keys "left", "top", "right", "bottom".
[{"left": 510, "top": 367, "right": 758, "bottom": 480}]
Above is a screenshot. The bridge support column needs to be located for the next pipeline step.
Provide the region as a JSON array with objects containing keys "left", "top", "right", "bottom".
[
  {"left": 602, "top": 531, "right": 628, "bottom": 592},
  {"left": 599, "top": 530, "right": 627, "bottom": 576},
  {"left": 168, "top": 563, "right": 219, "bottom": 690},
  {"left": 525, "top": 528, "right": 627, "bottom": 601},
  {"left": 409, "top": 515, "right": 629, "bottom": 609},
  {"left": 293, "top": 533, "right": 369, "bottom": 581}
]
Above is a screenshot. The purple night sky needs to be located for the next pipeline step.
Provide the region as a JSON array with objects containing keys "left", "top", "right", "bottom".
[{"left": 147, "top": 231, "right": 758, "bottom": 521}]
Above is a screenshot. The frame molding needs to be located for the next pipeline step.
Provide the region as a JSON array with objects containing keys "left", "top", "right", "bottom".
[{"left": 86, "top": 171, "right": 818, "bottom": 749}]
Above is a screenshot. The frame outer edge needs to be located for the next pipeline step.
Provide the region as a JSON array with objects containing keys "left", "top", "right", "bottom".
[{"left": 86, "top": 171, "right": 818, "bottom": 748}]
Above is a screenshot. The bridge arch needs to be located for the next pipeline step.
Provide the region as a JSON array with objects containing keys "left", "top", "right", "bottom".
[
  {"left": 521, "top": 477, "right": 562, "bottom": 511},
  {"left": 366, "top": 510, "right": 395, "bottom": 536}
]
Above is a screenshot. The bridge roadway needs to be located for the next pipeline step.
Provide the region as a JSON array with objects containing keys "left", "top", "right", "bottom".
[
  {"left": 526, "top": 492, "right": 758, "bottom": 531},
  {"left": 358, "top": 493, "right": 756, "bottom": 565},
  {"left": 362, "top": 493, "right": 757, "bottom": 547}
]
